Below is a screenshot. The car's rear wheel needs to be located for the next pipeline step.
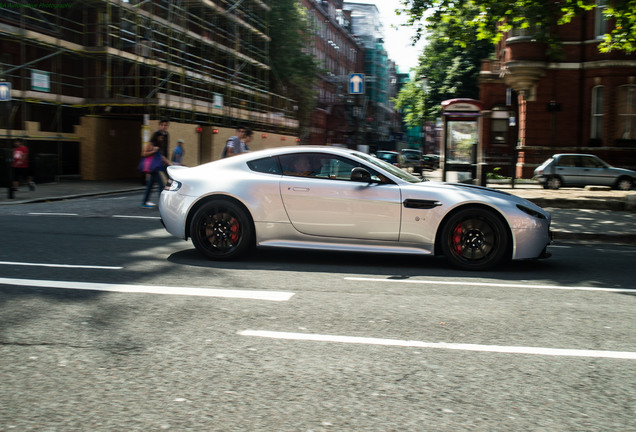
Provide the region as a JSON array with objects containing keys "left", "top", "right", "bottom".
[
  {"left": 545, "top": 176, "right": 562, "bottom": 189},
  {"left": 615, "top": 176, "right": 633, "bottom": 191},
  {"left": 190, "top": 199, "right": 253, "bottom": 260},
  {"left": 440, "top": 208, "right": 510, "bottom": 271}
]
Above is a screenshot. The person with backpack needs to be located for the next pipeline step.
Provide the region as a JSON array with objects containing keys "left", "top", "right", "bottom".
[{"left": 222, "top": 126, "right": 253, "bottom": 157}]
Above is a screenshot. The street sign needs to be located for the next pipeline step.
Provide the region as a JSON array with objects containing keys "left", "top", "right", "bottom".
[
  {"left": 31, "top": 69, "right": 50, "bottom": 92},
  {"left": 349, "top": 73, "right": 365, "bottom": 94},
  {"left": 0, "top": 82, "right": 10, "bottom": 101}
]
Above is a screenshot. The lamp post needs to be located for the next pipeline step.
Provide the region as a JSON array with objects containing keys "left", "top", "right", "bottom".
[{"left": 420, "top": 76, "right": 429, "bottom": 152}]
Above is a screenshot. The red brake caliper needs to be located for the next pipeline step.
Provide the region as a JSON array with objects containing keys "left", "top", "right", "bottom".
[
  {"left": 452, "top": 224, "right": 463, "bottom": 254},
  {"left": 230, "top": 219, "right": 240, "bottom": 243}
]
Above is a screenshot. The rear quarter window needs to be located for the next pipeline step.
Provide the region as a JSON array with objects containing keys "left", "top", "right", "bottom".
[{"left": 247, "top": 156, "right": 282, "bottom": 175}]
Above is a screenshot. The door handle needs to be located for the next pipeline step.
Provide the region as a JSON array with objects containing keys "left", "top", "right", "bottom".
[{"left": 291, "top": 187, "right": 309, "bottom": 192}]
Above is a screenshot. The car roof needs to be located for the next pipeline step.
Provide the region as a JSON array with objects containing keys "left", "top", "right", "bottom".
[
  {"left": 552, "top": 153, "right": 599, "bottom": 157},
  {"left": 236, "top": 145, "right": 362, "bottom": 158}
]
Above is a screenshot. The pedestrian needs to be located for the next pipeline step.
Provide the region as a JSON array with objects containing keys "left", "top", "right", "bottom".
[
  {"left": 222, "top": 126, "right": 253, "bottom": 157},
  {"left": 11, "top": 138, "right": 35, "bottom": 192},
  {"left": 172, "top": 139, "right": 185, "bottom": 165},
  {"left": 139, "top": 134, "right": 170, "bottom": 208},
  {"left": 150, "top": 119, "right": 169, "bottom": 161}
]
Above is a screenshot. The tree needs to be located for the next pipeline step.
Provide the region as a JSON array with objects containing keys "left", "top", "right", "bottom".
[
  {"left": 268, "top": 0, "right": 319, "bottom": 133},
  {"left": 397, "top": 0, "right": 636, "bottom": 53},
  {"left": 394, "top": 21, "right": 493, "bottom": 129}
]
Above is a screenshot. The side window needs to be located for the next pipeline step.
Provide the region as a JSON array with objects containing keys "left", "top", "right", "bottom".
[
  {"left": 557, "top": 156, "right": 576, "bottom": 167},
  {"left": 317, "top": 156, "right": 359, "bottom": 180},
  {"left": 280, "top": 153, "right": 324, "bottom": 178},
  {"left": 247, "top": 156, "right": 282, "bottom": 175},
  {"left": 280, "top": 153, "right": 387, "bottom": 182},
  {"left": 582, "top": 157, "right": 603, "bottom": 168}
]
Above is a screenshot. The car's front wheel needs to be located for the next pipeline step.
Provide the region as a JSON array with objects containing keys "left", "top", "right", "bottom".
[
  {"left": 545, "top": 176, "right": 562, "bottom": 190},
  {"left": 614, "top": 176, "right": 634, "bottom": 191},
  {"left": 440, "top": 208, "right": 510, "bottom": 271},
  {"left": 190, "top": 199, "right": 253, "bottom": 260}
]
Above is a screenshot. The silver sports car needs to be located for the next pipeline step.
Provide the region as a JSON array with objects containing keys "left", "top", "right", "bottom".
[{"left": 159, "top": 146, "right": 551, "bottom": 270}]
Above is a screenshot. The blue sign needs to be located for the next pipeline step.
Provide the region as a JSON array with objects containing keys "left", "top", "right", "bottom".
[
  {"left": 0, "top": 82, "right": 11, "bottom": 101},
  {"left": 349, "top": 73, "right": 365, "bottom": 94}
]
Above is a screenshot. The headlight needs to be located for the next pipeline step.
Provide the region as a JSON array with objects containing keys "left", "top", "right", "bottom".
[
  {"left": 517, "top": 204, "right": 547, "bottom": 219},
  {"left": 165, "top": 179, "right": 182, "bottom": 191}
]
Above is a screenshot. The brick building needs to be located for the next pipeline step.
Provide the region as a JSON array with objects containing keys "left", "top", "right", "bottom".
[
  {"left": 479, "top": 7, "right": 636, "bottom": 179},
  {"left": 301, "top": 0, "right": 365, "bottom": 147}
]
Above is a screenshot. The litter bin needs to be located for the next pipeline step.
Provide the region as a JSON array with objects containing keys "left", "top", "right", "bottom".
[{"left": 34, "top": 153, "right": 58, "bottom": 183}]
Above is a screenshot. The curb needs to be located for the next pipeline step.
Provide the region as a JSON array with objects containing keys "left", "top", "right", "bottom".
[
  {"left": 0, "top": 187, "right": 145, "bottom": 206},
  {"left": 526, "top": 198, "right": 634, "bottom": 211},
  {"left": 552, "top": 232, "right": 636, "bottom": 245}
]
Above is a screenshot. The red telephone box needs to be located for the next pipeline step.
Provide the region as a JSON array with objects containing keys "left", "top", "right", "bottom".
[{"left": 441, "top": 98, "right": 483, "bottom": 184}]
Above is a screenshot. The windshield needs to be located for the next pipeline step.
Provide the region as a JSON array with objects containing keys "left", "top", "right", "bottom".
[{"left": 354, "top": 152, "right": 425, "bottom": 183}]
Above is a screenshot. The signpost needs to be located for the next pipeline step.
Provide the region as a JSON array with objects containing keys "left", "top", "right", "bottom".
[
  {"left": 0, "top": 82, "right": 10, "bottom": 101},
  {"left": 349, "top": 73, "right": 365, "bottom": 95}
]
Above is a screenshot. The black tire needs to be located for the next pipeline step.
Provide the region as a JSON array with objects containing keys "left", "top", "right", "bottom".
[
  {"left": 440, "top": 207, "right": 510, "bottom": 271},
  {"left": 614, "top": 176, "right": 633, "bottom": 191},
  {"left": 546, "top": 176, "right": 562, "bottom": 190},
  {"left": 190, "top": 199, "right": 253, "bottom": 260}
]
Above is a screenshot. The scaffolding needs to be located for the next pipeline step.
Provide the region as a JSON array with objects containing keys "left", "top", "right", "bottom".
[{"left": 0, "top": 0, "right": 298, "bottom": 134}]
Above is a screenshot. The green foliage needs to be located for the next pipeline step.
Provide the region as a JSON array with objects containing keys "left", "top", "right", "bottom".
[
  {"left": 268, "top": 0, "right": 319, "bottom": 131},
  {"left": 393, "top": 14, "right": 492, "bottom": 129},
  {"left": 398, "top": 0, "right": 636, "bottom": 53},
  {"left": 487, "top": 167, "right": 510, "bottom": 180}
]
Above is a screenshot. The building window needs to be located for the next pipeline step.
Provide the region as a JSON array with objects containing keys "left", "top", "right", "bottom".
[
  {"left": 591, "top": 85, "right": 603, "bottom": 140},
  {"left": 491, "top": 119, "right": 508, "bottom": 146},
  {"left": 595, "top": 0, "right": 608, "bottom": 38},
  {"left": 617, "top": 85, "right": 636, "bottom": 140}
]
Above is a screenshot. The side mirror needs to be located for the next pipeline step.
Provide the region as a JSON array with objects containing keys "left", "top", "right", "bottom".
[{"left": 351, "top": 167, "right": 372, "bottom": 182}]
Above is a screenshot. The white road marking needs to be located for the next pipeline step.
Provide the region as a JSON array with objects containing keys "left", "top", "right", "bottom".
[
  {"left": 28, "top": 212, "right": 78, "bottom": 216},
  {"left": 345, "top": 277, "right": 634, "bottom": 294},
  {"left": 27, "top": 212, "right": 159, "bottom": 220},
  {"left": 0, "top": 277, "right": 294, "bottom": 302},
  {"left": 113, "top": 215, "right": 161, "bottom": 220},
  {"left": 240, "top": 330, "right": 636, "bottom": 360},
  {"left": 0, "top": 261, "right": 122, "bottom": 270}
]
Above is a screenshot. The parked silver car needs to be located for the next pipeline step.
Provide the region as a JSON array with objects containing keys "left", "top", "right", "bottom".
[
  {"left": 159, "top": 146, "right": 552, "bottom": 271},
  {"left": 534, "top": 154, "right": 635, "bottom": 190}
]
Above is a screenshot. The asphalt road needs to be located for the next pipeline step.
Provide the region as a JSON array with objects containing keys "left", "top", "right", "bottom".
[{"left": 1, "top": 192, "right": 635, "bottom": 431}]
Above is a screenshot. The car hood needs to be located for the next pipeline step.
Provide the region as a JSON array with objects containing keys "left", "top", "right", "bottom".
[
  {"left": 408, "top": 181, "right": 549, "bottom": 214},
  {"left": 609, "top": 167, "right": 636, "bottom": 176}
]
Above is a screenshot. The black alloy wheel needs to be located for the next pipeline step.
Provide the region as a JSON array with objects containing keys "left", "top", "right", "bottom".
[
  {"left": 190, "top": 199, "right": 253, "bottom": 260},
  {"left": 440, "top": 207, "right": 509, "bottom": 271}
]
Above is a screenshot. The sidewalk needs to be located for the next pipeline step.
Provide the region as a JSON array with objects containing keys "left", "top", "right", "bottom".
[
  {"left": 1, "top": 177, "right": 635, "bottom": 245},
  {"left": 0, "top": 178, "right": 145, "bottom": 205}
]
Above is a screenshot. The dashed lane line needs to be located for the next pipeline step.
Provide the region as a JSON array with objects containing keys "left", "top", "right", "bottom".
[
  {"left": 240, "top": 330, "right": 636, "bottom": 360},
  {"left": 0, "top": 261, "right": 122, "bottom": 270},
  {"left": 28, "top": 212, "right": 159, "bottom": 220},
  {"left": 345, "top": 277, "right": 634, "bottom": 294},
  {"left": 28, "top": 212, "right": 78, "bottom": 216},
  {"left": 0, "top": 277, "right": 295, "bottom": 302}
]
